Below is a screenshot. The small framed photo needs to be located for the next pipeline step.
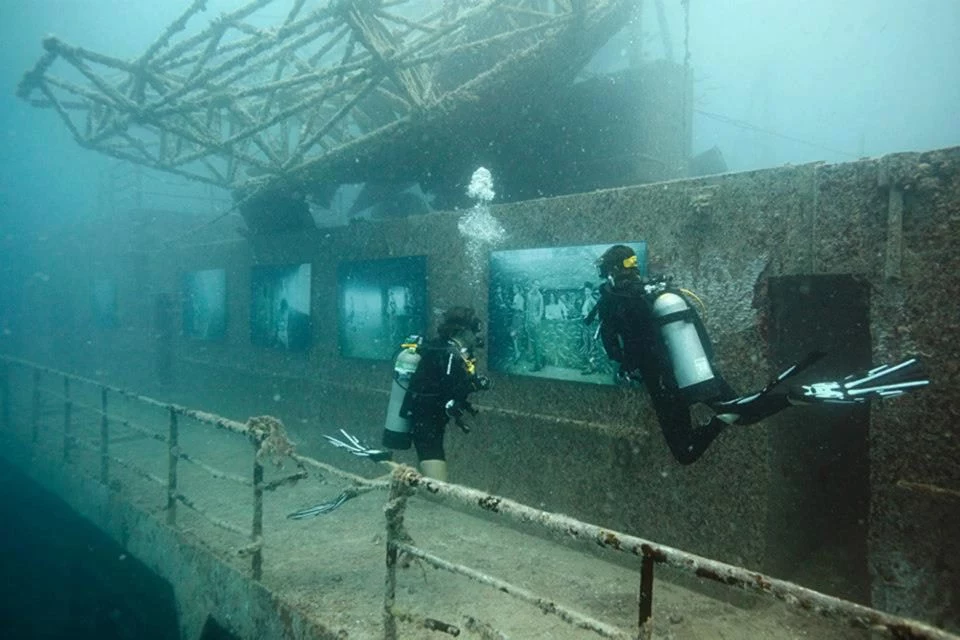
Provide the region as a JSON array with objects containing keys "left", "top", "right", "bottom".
[
  {"left": 250, "top": 263, "right": 312, "bottom": 351},
  {"left": 338, "top": 256, "right": 428, "bottom": 360},
  {"left": 182, "top": 269, "right": 227, "bottom": 340},
  {"left": 92, "top": 278, "right": 118, "bottom": 328}
]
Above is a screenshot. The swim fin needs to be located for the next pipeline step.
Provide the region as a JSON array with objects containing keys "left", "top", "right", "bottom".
[
  {"left": 323, "top": 429, "right": 393, "bottom": 462},
  {"left": 711, "top": 350, "right": 827, "bottom": 422},
  {"left": 790, "top": 357, "right": 929, "bottom": 404},
  {"left": 287, "top": 490, "right": 354, "bottom": 519}
]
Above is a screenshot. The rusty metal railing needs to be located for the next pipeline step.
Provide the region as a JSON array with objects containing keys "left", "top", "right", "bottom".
[
  {"left": 380, "top": 465, "right": 960, "bottom": 640},
  {"left": 1, "top": 355, "right": 957, "bottom": 640},
  {"left": 0, "top": 355, "right": 309, "bottom": 580}
]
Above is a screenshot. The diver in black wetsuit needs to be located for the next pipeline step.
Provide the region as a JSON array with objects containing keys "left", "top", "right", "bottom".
[
  {"left": 589, "top": 244, "right": 929, "bottom": 465},
  {"left": 397, "top": 306, "right": 491, "bottom": 480},
  {"left": 292, "top": 307, "right": 491, "bottom": 518},
  {"left": 318, "top": 306, "right": 490, "bottom": 483}
]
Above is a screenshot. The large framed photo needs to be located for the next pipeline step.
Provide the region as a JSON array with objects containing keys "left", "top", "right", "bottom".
[
  {"left": 182, "top": 268, "right": 227, "bottom": 340},
  {"left": 250, "top": 263, "right": 312, "bottom": 351},
  {"left": 338, "top": 256, "right": 427, "bottom": 360},
  {"left": 488, "top": 242, "right": 647, "bottom": 384},
  {"left": 92, "top": 278, "right": 118, "bottom": 328}
]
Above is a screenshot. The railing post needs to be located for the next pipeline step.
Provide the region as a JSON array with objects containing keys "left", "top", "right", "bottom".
[
  {"left": 251, "top": 452, "right": 264, "bottom": 581},
  {"left": 63, "top": 376, "right": 72, "bottom": 462},
  {"left": 100, "top": 386, "right": 109, "bottom": 484},
  {"left": 166, "top": 407, "right": 179, "bottom": 526},
  {"left": 31, "top": 369, "right": 41, "bottom": 443},
  {"left": 638, "top": 553, "right": 655, "bottom": 640},
  {"left": 383, "top": 471, "right": 410, "bottom": 640},
  {"left": 1, "top": 360, "right": 10, "bottom": 432}
]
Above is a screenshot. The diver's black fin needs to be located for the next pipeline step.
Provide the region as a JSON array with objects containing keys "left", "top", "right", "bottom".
[
  {"left": 790, "top": 357, "right": 929, "bottom": 404},
  {"left": 287, "top": 491, "right": 354, "bottom": 520},
  {"left": 714, "top": 350, "right": 827, "bottom": 411}
]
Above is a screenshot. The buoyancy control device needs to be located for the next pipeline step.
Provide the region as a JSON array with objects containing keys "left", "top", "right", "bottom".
[{"left": 381, "top": 336, "right": 422, "bottom": 450}]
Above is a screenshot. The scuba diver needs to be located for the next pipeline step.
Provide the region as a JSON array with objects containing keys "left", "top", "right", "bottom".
[
  {"left": 289, "top": 306, "right": 490, "bottom": 519},
  {"left": 588, "top": 244, "right": 929, "bottom": 465},
  {"left": 319, "top": 306, "right": 491, "bottom": 482},
  {"left": 391, "top": 305, "right": 491, "bottom": 480}
]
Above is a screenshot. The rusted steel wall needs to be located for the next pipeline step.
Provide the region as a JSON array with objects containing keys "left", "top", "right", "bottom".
[
  {"left": 860, "top": 149, "right": 960, "bottom": 630},
  {"left": 10, "top": 146, "right": 959, "bottom": 631}
]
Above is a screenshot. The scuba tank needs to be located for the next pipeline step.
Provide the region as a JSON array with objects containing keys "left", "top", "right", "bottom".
[
  {"left": 381, "top": 336, "right": 422, "bottom": 449},
  {"left": 651, "top": 291, "right": 719, "bottom": 403}
]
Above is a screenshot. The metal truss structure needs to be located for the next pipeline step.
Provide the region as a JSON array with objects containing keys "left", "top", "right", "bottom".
[{"left": 18, "top": 0, "right": 632, "bottom": 202}]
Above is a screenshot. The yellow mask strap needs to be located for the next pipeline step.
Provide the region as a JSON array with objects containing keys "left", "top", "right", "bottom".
[{"left": 622, "top": 254, "right": 638, "bottom": 269}]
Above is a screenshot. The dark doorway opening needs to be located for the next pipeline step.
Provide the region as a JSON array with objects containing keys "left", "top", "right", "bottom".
[{"left": 765, "top": 275, "right": 872, "bottom": 604}]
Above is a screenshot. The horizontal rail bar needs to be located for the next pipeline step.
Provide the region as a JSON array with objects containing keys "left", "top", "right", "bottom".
[
  {"left": 178, "top": 450, "right": 252, "bottom": 486},
  {"left": 68, "top": 435, "right": 166, "bottom": 487},
  {"left": 393, "top": 468, "right": 959, "bottom": 640},
  {"left": 1, "top": 356, "right": 250, "bottom": 435},
  {"left": 36, "top": 401, "right": 251, "bottom": 487},
  {"left": 393, "top": 541, "right": 632, "bottom": 640},
  {"left": 291, "top": 452, "right": 391, "bottom": 488},
  {"left": 260, "top": 470, "right": 308, "bottom": 492},
  {"left": 174, "top": 492, "right": 248, "bottom": 537}
]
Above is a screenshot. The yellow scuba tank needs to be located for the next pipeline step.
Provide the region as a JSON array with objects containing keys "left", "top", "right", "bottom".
[{"left": 381, "top": 337, "right": 422, "bottom": 449}]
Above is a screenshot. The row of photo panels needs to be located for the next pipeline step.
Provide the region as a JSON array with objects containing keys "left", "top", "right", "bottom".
[{"left": 94, "top": 242, "right": 647, "bottom": 386}]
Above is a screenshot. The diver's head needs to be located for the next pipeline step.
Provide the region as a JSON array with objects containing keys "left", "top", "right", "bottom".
[
  {"left": 596, "top": 245, "right": 639, "bottom": 285},
  {"left": 438, "top": 306, "right": 484, "bottom": 348}
]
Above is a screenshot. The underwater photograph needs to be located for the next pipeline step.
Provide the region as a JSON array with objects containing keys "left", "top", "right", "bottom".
[
  {"left": 337, "top": 256, "right": 428, "bottom": 361},
  {"left": 488, "top": 242, "right": 647, "bottom": 384},
  {"left": 182, "top": 269, "right": 228, "bottom": 341},
  {"left": 250, "top": 263, "right": 312, "bottom": 352}
]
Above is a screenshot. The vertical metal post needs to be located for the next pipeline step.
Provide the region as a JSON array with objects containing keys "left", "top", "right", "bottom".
[
  {"left": 31, "top": 369, "right": 41, "bottom": 443},
  {"left": 383, "top": 473, "right": 409, "bottom": 640},
  {"left": 100, "top": 386, "right": 109, "bottom": 484},
  {"left": 638, "top": 553, "right": 656, "bottom": 640},
  {"left": 166, "top": 407, "right": 179, "bottom": 526},
  {"left": 251, "top": 453, "right": 264, "bottom": 581},
  {"left": 1, "top": 361, "right": 10, "bottom": 432},
  {"left": 63, "top": 377, "right": 72, "bottom": 462}
]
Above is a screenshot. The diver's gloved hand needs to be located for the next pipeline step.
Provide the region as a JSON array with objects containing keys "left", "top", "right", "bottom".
[
  {"left": 445, "top": 400, "right": 475, "bottom": 433},
  {"left": 790, "top": 357, "right": 929, "bottom": 404},
  {"left": 322, "top": 429, "right": 392, "bottom": 462},
  {"left": 615, "top": 365, "right": 642, "bottom": 387},
  {"left": 474, "top": 374, "right": 492, "bottom": 391},
  {"left": 445, "top": 399, "right": 463, "bottom": 420}
]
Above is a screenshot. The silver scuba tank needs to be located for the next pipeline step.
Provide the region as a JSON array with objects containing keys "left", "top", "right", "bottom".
[
  {"left": 651, "top": 292, "right": 716, "bottom": 392},
  {"left": 381, "top": 344, "right": 421, "bottom": 450}
]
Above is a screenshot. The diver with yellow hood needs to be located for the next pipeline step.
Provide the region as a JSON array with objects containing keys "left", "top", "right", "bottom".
[{"left": 589, "top": 244, "right": 929, "bottom": 465}]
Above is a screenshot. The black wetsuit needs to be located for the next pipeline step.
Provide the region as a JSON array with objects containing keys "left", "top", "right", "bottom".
[
  {"left": 595, "top": 278, "right": 790, "bottom": 464},
  {"left": 400, "top": 337, "right": 483, "bottom": 462}
]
